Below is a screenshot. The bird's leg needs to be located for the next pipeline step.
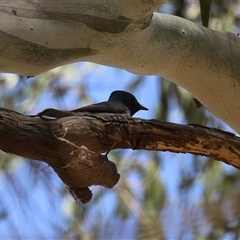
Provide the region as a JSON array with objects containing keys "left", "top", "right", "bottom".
[{"left": 105, "top": 142, "right": 117, "bottom": 156}]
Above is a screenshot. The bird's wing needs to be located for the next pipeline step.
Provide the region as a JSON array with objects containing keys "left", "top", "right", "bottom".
[
  {"left": 71, "top": 101, "right": 129, "bottom": 114},
  {"left": 37, "top": 108, "right": 76, "bottom": 119},
  {"left": 36, "top": 101, "right": 129, "bottom": 119}
]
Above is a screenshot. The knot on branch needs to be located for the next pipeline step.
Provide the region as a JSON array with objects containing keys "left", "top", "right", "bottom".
[{"left": 52, "top": 144, "right": 120, "bottom": 204}]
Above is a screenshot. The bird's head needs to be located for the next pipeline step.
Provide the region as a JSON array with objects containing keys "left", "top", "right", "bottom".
[{"left": 108, "top": 90, "right": 148, "bottom": 116}]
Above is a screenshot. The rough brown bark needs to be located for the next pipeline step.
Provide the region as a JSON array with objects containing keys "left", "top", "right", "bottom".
[{"left": 0, "top": 107, "right": 240, "bottom": 203}]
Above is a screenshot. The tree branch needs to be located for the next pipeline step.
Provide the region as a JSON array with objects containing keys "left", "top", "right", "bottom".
[{"left": 0, "top": 107, "right": 239, "bottom": 203}]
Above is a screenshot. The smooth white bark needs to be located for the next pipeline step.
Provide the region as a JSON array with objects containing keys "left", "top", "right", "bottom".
[{"left": 0, "top": 1, "right": 240, "bottom": 133}]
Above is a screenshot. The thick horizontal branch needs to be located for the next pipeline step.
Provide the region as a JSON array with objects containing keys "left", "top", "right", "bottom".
[{"left": 0, "top": 108, "right": 240, "bottom": 203}]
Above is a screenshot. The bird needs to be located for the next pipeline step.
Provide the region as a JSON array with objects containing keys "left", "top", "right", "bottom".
[{"left": 34, "top": 90, "right": 148, "bottom": 119}]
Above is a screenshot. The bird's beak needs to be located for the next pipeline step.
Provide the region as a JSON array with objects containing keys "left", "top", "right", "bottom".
[{"left": 140, "top": 105, "right": 148, "bottom": 111}]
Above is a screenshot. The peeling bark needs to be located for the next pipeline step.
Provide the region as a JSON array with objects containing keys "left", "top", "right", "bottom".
[{"left": 0, "top": 108, "right": 240, "bottom": 203}]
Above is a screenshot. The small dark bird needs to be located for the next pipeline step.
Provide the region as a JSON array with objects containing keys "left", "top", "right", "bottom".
[{"left": 35, "top": 90, "right": 148, "bottom": 119}]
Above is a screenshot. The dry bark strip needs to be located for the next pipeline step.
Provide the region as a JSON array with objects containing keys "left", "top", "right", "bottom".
[{"left": 0, "top": 107, "right": 239, "bottom": 203}]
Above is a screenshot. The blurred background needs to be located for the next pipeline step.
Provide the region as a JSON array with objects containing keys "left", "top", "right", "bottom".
[{"left": 0, "top": 0, "right": 240, "bottom": 239}]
